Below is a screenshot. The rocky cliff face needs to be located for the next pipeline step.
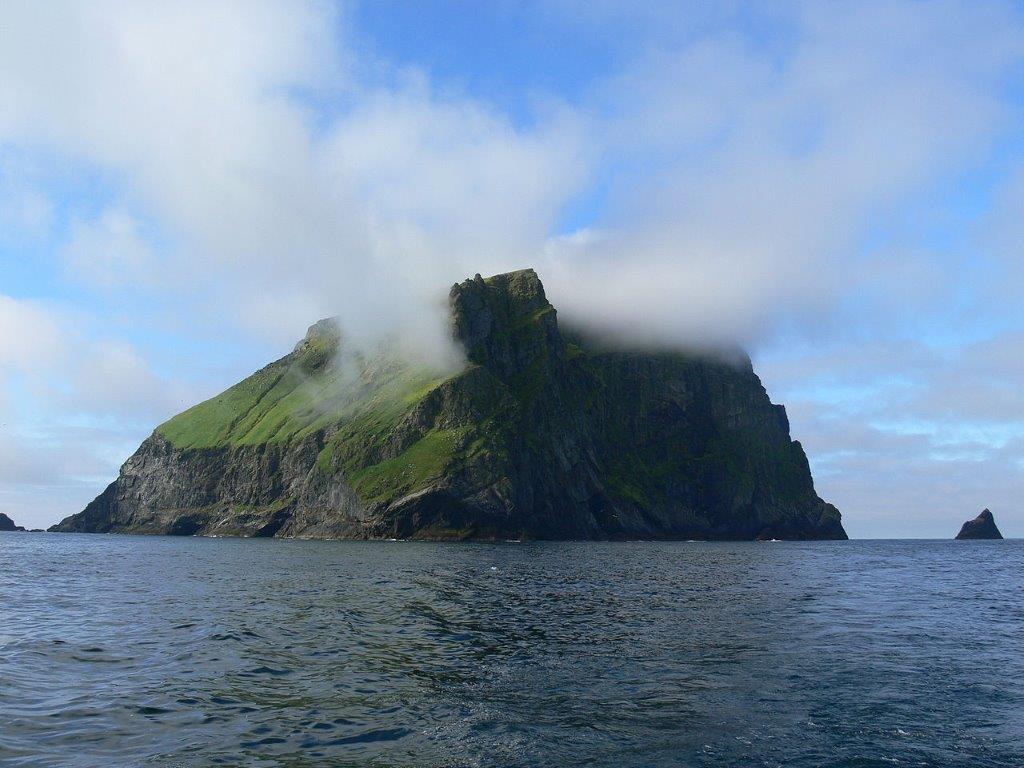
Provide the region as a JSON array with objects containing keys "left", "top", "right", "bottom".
[
  {"left": 955, "top": 509, "right": 1003, "bottom": 540},
  {"left": 0, "top": 513, "right": 25, "bottom": 532},
  {"left": 51, "top": 269, "right": 846, "bottom": 540}
]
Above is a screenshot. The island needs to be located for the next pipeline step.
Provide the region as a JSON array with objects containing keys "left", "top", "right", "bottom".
[
  {"left": 955, "top": 509, "right": 1003, "bottom": 540},
  {"left": 51, "top": 269, "right": 846, "bottom": 541},
  {"left": 0, "top": 513, "right": 25, "bottom": 531}
]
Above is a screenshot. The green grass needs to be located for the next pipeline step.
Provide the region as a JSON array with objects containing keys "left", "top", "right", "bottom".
[
  {"left": 158, "top": 363, "right": 289, "bottom": 448},
  {"left": 348, "top": 425, "right": 472, "bottom": 502},
  {"left": 158, "top": 341, "right": 451, "bottom": 450}
]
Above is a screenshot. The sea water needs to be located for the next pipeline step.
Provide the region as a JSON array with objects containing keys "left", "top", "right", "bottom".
[{"left": 1, "top": 534, "right": 1021, "bottom": 767}]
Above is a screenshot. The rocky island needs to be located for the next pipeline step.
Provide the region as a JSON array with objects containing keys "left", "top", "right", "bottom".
[
  {"left": 51, "top": 269, "right": 846, "bottom": 541},
  {"left": 955, "top": 509, "right": 1003, "bottom": 540},
  {"left": 0, "top": 513, "right": 25, "bottom": 531}
]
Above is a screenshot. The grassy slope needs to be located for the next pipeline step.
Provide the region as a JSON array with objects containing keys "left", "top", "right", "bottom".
[
  {"left": 155, "top": 331, "right": 476, "bottom": 508},
  {"left": 157, "top": 336, "right": 448, "bottom": 450},
  {"left": 345, "top": 425, "right": 474, "bottom": 502},
  {"left": 149, "top": 270, "right": 556, "bottom": 506}
]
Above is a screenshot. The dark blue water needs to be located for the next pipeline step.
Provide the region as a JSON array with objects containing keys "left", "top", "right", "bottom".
[{"left": 1, "top": 534, "right": 1021, "bottom": 767}]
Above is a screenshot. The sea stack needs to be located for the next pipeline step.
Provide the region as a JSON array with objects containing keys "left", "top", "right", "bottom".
[
  {"left": 955, "top": 509, "right": 1003, "bottom": 540},
  {"left": 0, "top": 513, "right": 26, "bottom": 532}
]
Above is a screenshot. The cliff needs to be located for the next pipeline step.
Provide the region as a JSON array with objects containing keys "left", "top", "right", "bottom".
[
  {"left": 0, "top": 513, "right": 25, "bottom": 532},
  {"left": 955, "top": 509, "right": 1003, "bottom": 540},
  {"left": 51, "top": 269, "right": 846, "bottom": 541}
]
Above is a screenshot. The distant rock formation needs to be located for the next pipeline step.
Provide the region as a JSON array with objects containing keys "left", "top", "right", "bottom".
[
  {"left": 955, "top": 509, "right": 1003, "bottom": 540},
  {"left": 0, "top": 513, "right": 25, "bottom": 532}
]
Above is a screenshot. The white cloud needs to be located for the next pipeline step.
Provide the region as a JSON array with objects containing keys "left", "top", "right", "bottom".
[
  {"left": 0, "top": 0, "right": 588, "bottom": 356},
  {"left": 0, "top": 296, "right": 189, "bottom": 420},
  {"left": 543, "top": 1, "right": 1024, "bottom": 346},
  {"left": 61, "top": 208, "right": 157, "bottom": 288},
  {"left": 757, "top": 330, "right": 1024, "bottom": 537},
  {"left": 0, "top": 296, "right": 66, "bottom": 370},
  {"left": 74, "top": 339, "right": 198, "bottom": 418},
  {"left": 0, "top": 294, "right": 196, "bottom": 528}
]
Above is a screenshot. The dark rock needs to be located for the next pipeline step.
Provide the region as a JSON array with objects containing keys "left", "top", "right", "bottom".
[
  {"left": 0, "top": 513, "right": 25, "bottom": 531},
  {"left": 50, "top": 268, "right": 847, "bottom": 541},
  {"left": 955, "top": 509, "right": 1003, "bottom": 540}
]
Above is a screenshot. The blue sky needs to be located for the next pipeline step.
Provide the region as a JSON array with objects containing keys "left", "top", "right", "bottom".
[{"left": 1, "top": 0, "right": 1024, "bottom": 536}]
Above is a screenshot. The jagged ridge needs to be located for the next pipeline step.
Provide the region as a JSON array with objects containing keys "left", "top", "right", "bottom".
[{"left": 51, "top": 269, "right": 846, "bottom": 540}]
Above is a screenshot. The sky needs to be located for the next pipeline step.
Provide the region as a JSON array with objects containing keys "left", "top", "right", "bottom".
[{"left": 1, "top": 0, "right": 1023, "bottom": 537}]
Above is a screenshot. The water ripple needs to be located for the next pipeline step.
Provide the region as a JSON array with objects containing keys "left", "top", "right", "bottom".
[{"left": 0, "top": 534, "right": 1021, "bottom": 767}]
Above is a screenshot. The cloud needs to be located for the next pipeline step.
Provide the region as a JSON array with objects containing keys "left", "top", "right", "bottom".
[
  {"left": 0, "top": 0, "right": 588, "bottom": 359},
  {"left": 0, "top": 296, "right": 66, "bottom": 370},
  {"left": 757, "top": 331, "right": 1024, "bottom": 537},
  {"left": 542, "top": 0, "right": 1024, "bottom": 346},
  {"left": 61, "top": 208, "right": 157, "bottom": 288},
  {"left": 0, "top": 293, "right": 196, "bottom": 528},
  {"left": 72, "top": 339, "right": 190, "bottom": 417},
  {"left": 0, "top": 295, "right": 181, "bottom": 416},
  {"left": 7, "top": 1, "right": 1015, "bottom": 352},
  {"left": 0, "top": 419, "right": 142, "bottom": 530}
]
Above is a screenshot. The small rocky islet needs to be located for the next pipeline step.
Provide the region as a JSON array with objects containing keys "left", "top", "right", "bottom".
[
  {"left": 51, "top": 268, "right": 846, "bottom": 541},
  {"left": 955, "top": 509, "right": 1003, "bottom": 540},
  {"left": 0, "top": 513, "right": 25, "bottom": 532}
]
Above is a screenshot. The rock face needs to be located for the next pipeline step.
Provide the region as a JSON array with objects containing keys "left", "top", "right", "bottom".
[
  {"left": 955, "top": 509, "right": 1003, "bottom": 540},
  {"left": 50, "top": 269, "right": 846, "bottom": 541},
  {"left": 0, "top": 513, "right": 25, "bottom": 531}
]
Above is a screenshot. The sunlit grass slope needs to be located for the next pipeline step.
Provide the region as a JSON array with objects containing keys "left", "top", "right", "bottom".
[{"left": 157, "top": 327, "right": 449, "bottom": 450}]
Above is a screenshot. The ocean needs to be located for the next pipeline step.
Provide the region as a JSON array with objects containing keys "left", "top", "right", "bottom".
[{"left": 1, "top": 534, "right": 1021, "bottom": 767}]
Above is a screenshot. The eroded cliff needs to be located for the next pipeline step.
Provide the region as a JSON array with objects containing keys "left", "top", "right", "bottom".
[{"left": 51, "top": 269, "right": 846, "bottom": 540}]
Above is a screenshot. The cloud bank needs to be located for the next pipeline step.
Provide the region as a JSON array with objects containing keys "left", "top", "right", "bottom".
[{"left": 0, "top": 0, "right": 587, "bottom": 353}]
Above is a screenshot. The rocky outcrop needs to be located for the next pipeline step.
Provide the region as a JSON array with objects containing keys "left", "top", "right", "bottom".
[
  {"left": 51, "top": 268, "right": 846, "bottom": 541},
  {"left": 955, "top": 509, "right": 1003, "bottom": 540},
  {"left": 0, "top": 513, "right": 25, "bottom": 531}
]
